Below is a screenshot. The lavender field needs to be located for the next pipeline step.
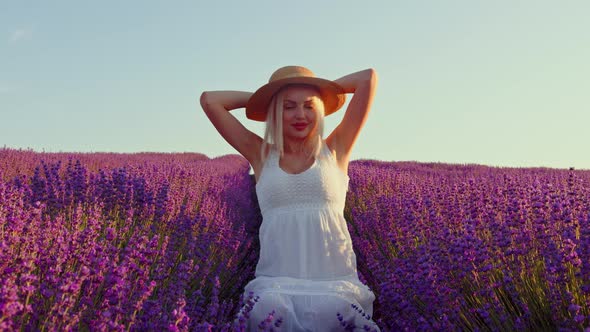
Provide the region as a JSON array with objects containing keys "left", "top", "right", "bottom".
[{"left": 1, "top": 147, "right": 589, "bottom": 331}]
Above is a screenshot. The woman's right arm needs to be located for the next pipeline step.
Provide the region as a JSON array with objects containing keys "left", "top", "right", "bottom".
[{"left": 199, "top": 90, "right": 263, "bottom": 166}]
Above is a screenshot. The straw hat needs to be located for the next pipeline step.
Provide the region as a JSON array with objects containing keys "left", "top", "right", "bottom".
[{"left": 246, "top": 66, "right": 346, "bottom": 122}]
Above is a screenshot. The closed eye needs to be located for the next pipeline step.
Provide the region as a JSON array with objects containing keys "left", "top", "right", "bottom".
[{"left": 284, "top": 104, "right": 314, "bottom": 110}]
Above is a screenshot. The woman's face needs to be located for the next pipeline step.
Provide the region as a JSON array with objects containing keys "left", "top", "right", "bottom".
[{"left": 281, "top": 86, "right": 322, "bottom": 141}]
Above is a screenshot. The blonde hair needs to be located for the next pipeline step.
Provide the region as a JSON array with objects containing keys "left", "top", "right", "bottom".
[{"left": 260, "top": 84, "right": 326, "bottom": 165}]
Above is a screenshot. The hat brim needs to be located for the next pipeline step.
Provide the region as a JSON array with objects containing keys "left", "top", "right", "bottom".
[{"left": 246, "top": 77, "right": 346, "bottom": 122}]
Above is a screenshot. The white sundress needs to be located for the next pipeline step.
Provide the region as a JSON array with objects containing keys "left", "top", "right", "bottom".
[{"left": 237, "top": 139, "right": 380, "bottom": 331}]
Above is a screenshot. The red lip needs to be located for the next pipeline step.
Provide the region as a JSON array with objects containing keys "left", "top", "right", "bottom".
[{"left": 293, "top": 124, "right": 307, "bottom": 131}]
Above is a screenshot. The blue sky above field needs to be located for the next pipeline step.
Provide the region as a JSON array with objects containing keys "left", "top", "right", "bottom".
[{"left": 1, "top": 1, "right": 589, "bottom": 170}]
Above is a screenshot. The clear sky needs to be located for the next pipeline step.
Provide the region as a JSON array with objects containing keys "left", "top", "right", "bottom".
[{"left": 1, "top": 1, "right": 589, "bottom": 170}]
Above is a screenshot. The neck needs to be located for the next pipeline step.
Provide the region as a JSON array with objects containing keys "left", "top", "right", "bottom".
[{"left": 284, "top": 135, "right": 318, "bottom": 154}]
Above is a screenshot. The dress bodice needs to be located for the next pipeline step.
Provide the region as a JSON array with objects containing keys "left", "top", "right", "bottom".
[{"left": 255, "top": 139, "right": 349, "bottom": 217}]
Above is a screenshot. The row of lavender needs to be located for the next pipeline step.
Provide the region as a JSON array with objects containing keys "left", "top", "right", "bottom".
[
  {"left": 2, "top": 147, "right": 590, "bottom": 330},
  {"left": 1, "top": 148, "right": 263, "bottom": 331},
  {"left": 346, "top": 160, "right": 590, "bottom": 331}
]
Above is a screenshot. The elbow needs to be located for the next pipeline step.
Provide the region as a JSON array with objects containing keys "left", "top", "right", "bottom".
[
  {"left": 358, "top": 68, "right": 378, "bottom": 90},
  {"left": 199, "top": 91, "right": 210, "bottom": 111},
  {"left": 366, "top": 68, "right": 378, "bottom": 86}
]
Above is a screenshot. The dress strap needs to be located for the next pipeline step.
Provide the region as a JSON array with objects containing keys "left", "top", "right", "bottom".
[
  {"left": 261, "top": 145, "right": 277, "bottom": 171},
  {"left": 320, "top": 139, "right": 350, "bottom": 181},
  {"left": 320, "top": 139, "right": 334, "bottom": 161}
]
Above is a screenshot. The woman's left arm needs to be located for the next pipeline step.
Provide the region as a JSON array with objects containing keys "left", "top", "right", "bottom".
[{"left": 330, "top": 68, "right": 378, "bottom": 161}]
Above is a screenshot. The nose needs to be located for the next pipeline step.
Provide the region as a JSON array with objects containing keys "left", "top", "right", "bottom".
[{"left": 295, "top": 106, "right": 306, "bottom": 118}]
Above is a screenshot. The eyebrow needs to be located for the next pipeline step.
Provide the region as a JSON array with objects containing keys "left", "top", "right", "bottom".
[{"left": 284, "top": 99, "right": 315, "bottom": 103}]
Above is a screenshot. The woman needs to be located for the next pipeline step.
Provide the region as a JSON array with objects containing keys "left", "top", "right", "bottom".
[{"left": 200, "top": 65, "right": 379, "bottom": 331}]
